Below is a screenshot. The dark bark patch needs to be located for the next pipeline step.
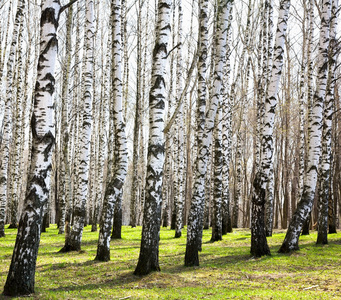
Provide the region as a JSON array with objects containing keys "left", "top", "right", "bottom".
[{"left": 41, "top": 7, "right": 59, "bottom": 29}]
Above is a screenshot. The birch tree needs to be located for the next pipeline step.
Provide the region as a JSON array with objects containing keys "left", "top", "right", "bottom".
[
  {"left": 61, "top": 0, "right": 95, "bottom": 252},
  {"left": 95, "top": 0, "right": 128, "bottom": 261},
  {"left": 185, "top": 0, "right": 232, "bottom": 266},
  {"left": 3, "top": 0, "right": 75, "bottom": 295},
  {"left": 0, "top": 0, "right": 25, "bottom": 236},
  {"left": 251, "top": 0, "right": 290, "bottom": 257},
  {"left": 174, "top": 0, "right": 184, "bottom": 238},
  {"left": 279, "top": 0, "right": 331, "bottom": 253},
  {"left": 316, "top": 0, "right": 338, "bottom": 245},
  {"left": 134, "top": 0, "right": 171, "bottom": 275},
  {"left": 58, "top": 3, "right": 73, "bottom": 234}
]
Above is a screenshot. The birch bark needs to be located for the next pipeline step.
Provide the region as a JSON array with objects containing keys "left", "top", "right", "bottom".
[
  {"left": 251, "top": 0, "right": 290, "bottom": 257},
  {"left": 3, "top": 0, "right": 65, "bottom": 295},
  {"left": 279, "top": 0, "right": 331, "bottom": 253},
  {"left": 61, "top": 0, "right": 95, "bottom": 252},
  {"left": 317, "top": 0, "right": 338, "bottom": 244},
  {"left": 185, "top": 0, "right": 232, "bottom": 266},
  {"left": 95, "top": 0, "right": 128, "bottom": 260},
  {"left": 0, "top": 0, "right": 25, "bottom": 236},
  {"left": 134, "top": 0, "right": 171, "bottom": 275}
]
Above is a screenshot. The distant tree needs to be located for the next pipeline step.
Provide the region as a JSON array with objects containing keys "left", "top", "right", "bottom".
[
  {"left": 60, "top": 0, "right": 95, "bottom": 252},
  {"left": 58, "top": 3, "right": 73, "bottom": 235},
  {"left": 0, "top": 0, "right": 25, "bottom": 236}
]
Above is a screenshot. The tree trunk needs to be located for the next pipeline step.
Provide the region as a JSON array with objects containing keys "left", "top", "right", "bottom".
[
  {"left": 185, "top": 0, "right": 232, "bottom": 266},
  {"left": 279, "top": 0, "right": 331, "bottom": 253},
  {"left": 95, "top": 0, "right": 128, "bottom": 261},
  {"left": 3, "top": 0, "right": 62, "bottom": 295},
  {"left": 61, "top": 0, "right": 95, "bottom": 252},
  {"left": 174, "top": 0, "right": 184, "bottom": 238},
  {"left": 134, "top": 0, "right": 171, "bottom": 275},
  {"left": 251, "top": 0, "right": 290, "bottom": 257},
  {"left": 0, "top": 0, "right": 25, "bottom": 235},
  {"left": 317, "top": 0, "right": 338, "bottom": 245},
  {"left": 211, "top": 108, "right": 223, "bottom": 242}
]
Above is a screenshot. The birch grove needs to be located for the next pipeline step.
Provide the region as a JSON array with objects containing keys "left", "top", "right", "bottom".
[{"left": 1, "top": 0, "right": 341, "bottom": 294}]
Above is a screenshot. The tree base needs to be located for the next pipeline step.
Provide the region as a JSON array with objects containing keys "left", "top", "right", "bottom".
[
  {"left": 175, "top": 231, "right": 181, "bottom": 238},
  {"left": 328, "top": 225, "right": 337, "bottom": 234},
  {"left": 184, "top": 243, "right": 199, "bottom": 267},
  {"left": 111, "top": 235, "right": 122, "bottom": 240},
  {"left": 91, "top": 224, "right": 97, "bottom": 232},
  {"left": 134, "top": 258, "right": 160, "bottom": 276},
  {"left": 211, "top": 236, "right": 222, "bottom": 243},
  {"left": 278, "top": 242, "right": 299, "bottom": 253},
  {"left": 3, "top": 280, "right": 34, "bottom": 297},
  {"left": 94, "top": 248, "right": 110, "bottom": 262},
  {"left": 59, "top": 244, "right": 81, "bottom": 253},
  {"left": 7, "top": 224, "right": 18, "bottom": 229}
]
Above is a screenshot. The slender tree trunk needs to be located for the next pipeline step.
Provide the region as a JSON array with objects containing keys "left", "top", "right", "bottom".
[
  {"left": 251, "top": 0, "right": 290, "bottom": 257},
  {"left": 211, "top": 108, "right": 223, "bottom": 242},
  {"left": 61, "top": 0, "right": 95, "bottom": 252},
  {"left": 222, "top": 8, "right": 233, "bottom": 234},
  {"left": 58, "top": 4, "right": 73, "bottom": 234},
  {"left": 317, "top": 0, "right": 338, "bottom": 244},
  {"left": 130, "top": 0, "right": 143, "bottom": 228},
  {"left": 185, "top": 0, "right": 232, "bottom": 266},
  {"left": 174, "top": 0, "right": 184, "bottom": 238},
  {"left": 95, "top": 0, "right": 128, "bottom": 261},
  {"left": 0, "top": 0, "right": 25, "bottom": 235},
  {"left": 134, "top": 0, "right": 171, "bottom": 275},
  {"left": 279, "top": 0, "right": 331, "bottom": 253},
  {"left": 3, "top": 0, "right": 64, "bottom": 295}
]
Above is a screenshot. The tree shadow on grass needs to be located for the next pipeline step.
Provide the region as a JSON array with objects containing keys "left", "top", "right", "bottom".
[{"left": 47, "top": 269, "right": 145, "bottom": 294}]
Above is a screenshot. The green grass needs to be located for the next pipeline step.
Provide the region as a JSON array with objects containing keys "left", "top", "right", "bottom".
[{"left": 0, "top": 225, "right": 341, "bottom": 299}]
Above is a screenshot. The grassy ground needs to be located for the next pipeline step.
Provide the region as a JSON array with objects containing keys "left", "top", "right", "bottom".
[{"left": 0, "top": 225, "right": 340, "bottom": 299}]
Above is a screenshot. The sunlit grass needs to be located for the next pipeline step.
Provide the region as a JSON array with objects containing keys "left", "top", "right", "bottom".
[{"left": 0, "top": 225, "right": 341, "bottom": 299}]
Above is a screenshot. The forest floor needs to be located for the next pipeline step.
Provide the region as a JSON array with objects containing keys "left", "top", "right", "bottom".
[{"left": 0, "top": 225, "right": 341, "bottom": 299}]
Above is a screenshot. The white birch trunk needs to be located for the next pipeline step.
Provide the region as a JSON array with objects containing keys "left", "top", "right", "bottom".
[
  {"left": 317, "top": 0, "right": 338, "bottom": 245},
  {"left": 95, "top": 0, "right": 128, "bottom": 261},
  {"left": 63, "top": 0, "right": 94, "bottom": 251},
  {"left": 0, "top": 0, "right": 25, "bottom": 236},
  {"left": 185, "top": 0, "right": 232, "bottom": 266},
  {"left": 3, "top": 0, "right": 62, "bottom": 295},
  {"left": 174, "top": 0, "right": 184, "bottom": 238},
  {"left": 134, "top": 0, "right": 171, "bottom": 275},
  {"left": 251, "top": 0, "right": 290, "bottom": 257},
  {"left": 211, "top": 107, "right": 223, "bottom": 242},
  {"left": 279, "top": 0, "right": 331, "bottom": 253}
]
